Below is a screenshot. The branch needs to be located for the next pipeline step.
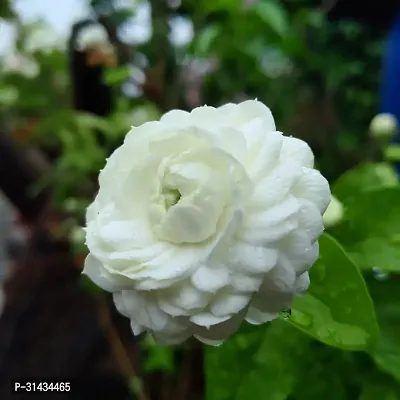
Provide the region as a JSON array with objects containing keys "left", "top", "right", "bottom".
[{"left": 98, "top": 296, "right": 149, "bottom": 400}]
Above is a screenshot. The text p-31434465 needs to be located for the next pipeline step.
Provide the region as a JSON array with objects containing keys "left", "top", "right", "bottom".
[{"left": 13, "top": 380, "right": 71, "bottom": 393}]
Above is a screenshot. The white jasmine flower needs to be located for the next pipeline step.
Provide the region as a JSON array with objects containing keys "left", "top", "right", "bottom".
[
  {"left": 83, "top": 100, "right": 331, "bottom": 345},
  {"left": 323, "top": 195, "right": 344, "bottom": 228},
  {"left": 369, "top": 113, "right": 397, "bottom": 141}
]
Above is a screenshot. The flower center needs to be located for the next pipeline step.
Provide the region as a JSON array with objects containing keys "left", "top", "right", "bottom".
[{"left": 162, "top": 187, "right": 181, "bottom": 210}]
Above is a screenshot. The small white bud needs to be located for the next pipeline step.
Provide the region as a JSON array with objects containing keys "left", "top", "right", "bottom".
[{"left": 369, "top": 113, "right": 397, "bottom": 140}]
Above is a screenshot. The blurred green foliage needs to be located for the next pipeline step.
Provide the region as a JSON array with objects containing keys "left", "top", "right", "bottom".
[{"left": 2, "top": 0, "right": 400, "bottom": 399}]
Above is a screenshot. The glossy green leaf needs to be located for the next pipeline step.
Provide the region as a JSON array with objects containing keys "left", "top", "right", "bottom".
[
  {"left": 289, "top": 234, "right": 379, "bottom": 350},
  {"left": 103, "top": 66, "right": 132, "bottom": 86},
  {"left": 255, "top": 1, "right": 289, "bottom": 38},
  {"left": 368, "top": 278, "right": 400, "bottom": 382},
  {"left": 331, "top": 187, "right": 400, "bottom": 272},
  {"left": 195, "top": 24, "right": 222, "bottom": 57},
  {"left": 205, "top": 320, "right": 309, "bottom": 400},
  {"left": 332, "top": 163, "right": 398, "bottom": 202}
]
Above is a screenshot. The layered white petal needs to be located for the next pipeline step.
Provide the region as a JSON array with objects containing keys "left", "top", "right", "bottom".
[{"left": 84, "top": 100, "right": 331, "bottom": 345}]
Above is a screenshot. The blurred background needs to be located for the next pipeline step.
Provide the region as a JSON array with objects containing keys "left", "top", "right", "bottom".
[{"left": 1, "top": 0, "right": 400, "bottom": 399}]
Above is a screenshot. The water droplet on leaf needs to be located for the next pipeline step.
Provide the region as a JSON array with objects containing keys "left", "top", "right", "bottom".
[
  {"left": 372, "top": 267, "right": 390, "bottom": 281},
  {"left": 279, "top": 308, "right": 292, "bottom": 320}
]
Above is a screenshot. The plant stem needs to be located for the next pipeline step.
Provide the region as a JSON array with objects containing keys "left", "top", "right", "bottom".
[{"left": 98, "top": 295, "right": 148, "bottom": 400}]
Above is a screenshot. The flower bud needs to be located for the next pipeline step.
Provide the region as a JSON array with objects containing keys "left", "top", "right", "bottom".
[
  {"left": 323, "top": 195, "right": 343, "bottom": 228},
  {"left": 369, "top": 113, "right": 397, "bottom": 141}
]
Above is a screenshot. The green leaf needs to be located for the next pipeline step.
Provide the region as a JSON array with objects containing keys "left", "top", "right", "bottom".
[
  {"left": 289, "top": 234, "right": 379, "bottom": 350},
  {"left": 332, "top": 163, "right": 398, "bottom": 203},
  {"left": 142, "top": 335, "right": 174, "bottom": 373},
  {"left": 0, "top": 85, "right": 19, "bottom": 106},
  {"left": 359, "top": 380, "right": 399, "bottom": 400},
  {"left": 103, "top": 66, "right": 132, "bottom": 86},
  {"left": 202, "top": 0, "right": 241, "bottom": 13},
  {"left": 385, "top": 145, "right": 400, "bottom": 163},
  {"left": 368, "top": 278, "right": 400, "bottom": 382},
  {"left": 331, "top": 187, "right": 400, "bottom": 272},
  {"left": 0, "top": 0, "right": 16, "bottom": 19},
  {"left": 295, "top": 368, "right": 348, "bottom": 400},
  {"left": 74, "top": 113, "right": 113, "bottom": 134},
  {"left": 109, "top": 8, "right": 134, "bottom": 25},
  {"left": 255, "top": 1, "right": 289, "bottom": 38},
  {"left": 205, "top": 320, "right": 309, "bottom": 400},
  {"left": 195, "top": 24, "right": 222, "bottom": 57},
  {"left": 292, "top": 345, "right": 351, "bottom": 400},
  {"left": 79, "top": 275, "right": 102, "bottom": 295}
]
